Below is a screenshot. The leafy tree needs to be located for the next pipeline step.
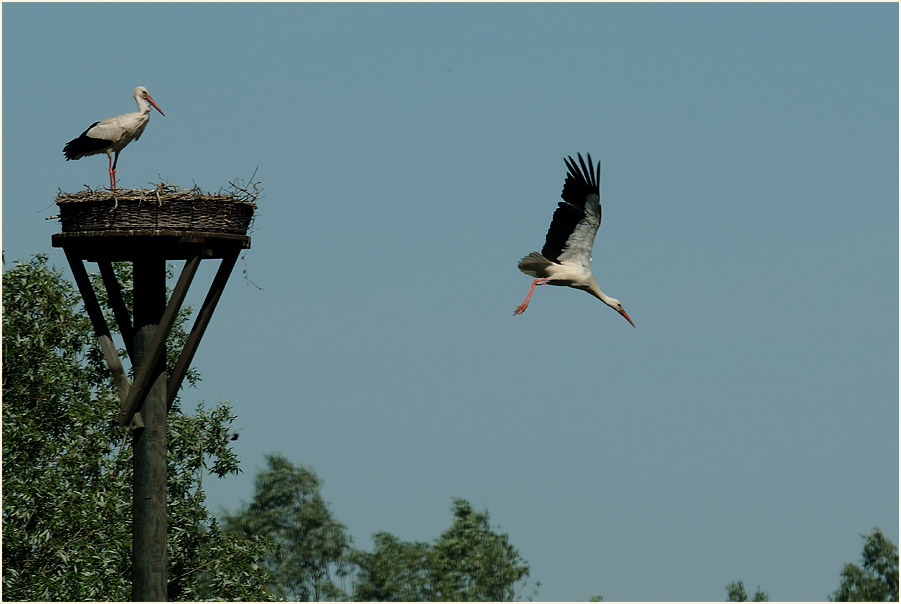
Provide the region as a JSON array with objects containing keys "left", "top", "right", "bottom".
[
  {"left": 351, "top": 497, "right": 535, "bottom": 601},
  {"left": 2, "top": 254, "right": 271, "bottom": 600},
  {"left": 831, "top": 528, "right": 899, "bottom": 602},
  {"left": 726, "top": 580, "right": 769, "bottom": 602},
  {"left": 351, "top": 532, "right": 433, "bottom": 600},
  {"left": 224, "top": 457, "right": 536, "bottom": 602},
  {"left": 223, "top": 453, "right": 352, "bottom": 601}
]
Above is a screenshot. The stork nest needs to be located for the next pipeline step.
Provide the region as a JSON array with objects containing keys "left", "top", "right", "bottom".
[{"left": 53, "top": 181, "right": 259, "bottom": 235}]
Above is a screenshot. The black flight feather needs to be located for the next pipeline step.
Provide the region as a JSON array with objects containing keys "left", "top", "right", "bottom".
[
  {"left": 541, "top": 153, "right": 600, "bottom": 263},
  {"left": 63, "top": 122, "right": 109, "bottom": 160}
]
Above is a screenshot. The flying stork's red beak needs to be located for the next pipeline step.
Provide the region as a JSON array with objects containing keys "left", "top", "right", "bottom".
[
  {"left": 146, "top": 95, "right": 165, "bottom": 117},
  {"left": 618, "top": 308, "right": 636, "bottom": 328}
]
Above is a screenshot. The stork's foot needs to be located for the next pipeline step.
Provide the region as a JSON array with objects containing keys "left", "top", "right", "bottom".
[{"left": 513, "top": 278, "right": 547, "bottom": 317}]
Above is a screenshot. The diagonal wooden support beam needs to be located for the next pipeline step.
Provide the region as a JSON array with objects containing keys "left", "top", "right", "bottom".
[
  {"left": 64, "top": 249, "right": 132, "bottom": 405},
  {"left": 98, "top": 260, "right": 137, "bottom": 363},
  {"left": 118, "top": 249, "right": 203, "bottom": 426},
  {"left": 167, "top": 248, "right": 240, "bottom": 410}
]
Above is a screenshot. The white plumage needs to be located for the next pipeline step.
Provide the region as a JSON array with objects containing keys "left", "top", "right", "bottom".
[
  {"left": 514, "top": 153, "right": 635, "bottom": 327},
  {"left": 63, "top": 86, "right": 165, "bottom": 190}
]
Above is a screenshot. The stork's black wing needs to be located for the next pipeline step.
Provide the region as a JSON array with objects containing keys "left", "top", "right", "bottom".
[
  {"left": 541, "top": 153, "right": 602, "bottom": 264},
  {"left": 63, "top": 121, "right": 108, "bottom": 160}
]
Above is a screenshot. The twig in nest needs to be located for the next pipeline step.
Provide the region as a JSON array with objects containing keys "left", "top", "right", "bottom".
[{"left": 224, "top": 166, "right": 262, "bottom": 204}]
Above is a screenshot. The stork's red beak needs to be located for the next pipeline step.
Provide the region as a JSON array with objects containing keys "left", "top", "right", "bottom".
[
  {"left": 146, "top": 95, "right": 165, "bottom": 116},
  {"left": 619, "top": 308, "right": 636, "bottom": 328}
]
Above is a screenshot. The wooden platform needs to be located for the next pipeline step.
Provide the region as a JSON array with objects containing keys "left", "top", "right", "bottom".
[{"left": 52, "top": 230, "right": 250, "bottom": 261}]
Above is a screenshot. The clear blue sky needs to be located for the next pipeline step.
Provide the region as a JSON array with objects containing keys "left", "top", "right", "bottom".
[{"left": 3, "top": 3, "right": 898, "bottom": 601}]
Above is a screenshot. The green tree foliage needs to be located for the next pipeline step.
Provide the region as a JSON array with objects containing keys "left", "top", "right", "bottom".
[
  {"left": 223, "top": 454, "right": 352, "bottom": 601},
  {"left": 831, "top": 528, "right": 899, "bottom": 602},
  {"left": 726, "top": 580, "right": 769, "bottom": 602},
  {"left": 2, "top": 254, "right": 271, "bottom": 600},
  {"left": 223, "top": 458, "right": 536, "bottom": 602},
  {"left": 351, "top": 497, "right": 534, "bottom": 601}
]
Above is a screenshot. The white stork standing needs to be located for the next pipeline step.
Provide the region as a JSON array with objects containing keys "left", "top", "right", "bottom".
[
  {"left": 63, "top": 86, "right": 165, "bottom": 190},
  {"left": 514, "top": 153, "right": 635, "bottom": 327}
]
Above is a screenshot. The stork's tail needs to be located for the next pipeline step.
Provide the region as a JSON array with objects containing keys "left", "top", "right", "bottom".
[{"left": 517, "top": 252, "right": 553, "bottom": 278}]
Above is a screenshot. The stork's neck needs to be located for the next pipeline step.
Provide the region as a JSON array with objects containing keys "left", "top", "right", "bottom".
[
  {"left": 587, "top": 277, "right": 617, "bottom": 309},
  {"left": 134, "top": 94, "right": 151, "bottom": 115}
]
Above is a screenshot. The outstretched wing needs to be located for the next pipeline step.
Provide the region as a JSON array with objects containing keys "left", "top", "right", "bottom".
[{"left": 541, "top": 153, "right": 601, "bottom": 268}]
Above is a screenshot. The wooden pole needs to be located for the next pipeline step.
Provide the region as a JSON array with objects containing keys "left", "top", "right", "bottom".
[
  {"left": 120, "top": 251, "right": 202, "bottom": 427},
  {"left": 132, "top": 258, "right": 168, "bottom": 601}
]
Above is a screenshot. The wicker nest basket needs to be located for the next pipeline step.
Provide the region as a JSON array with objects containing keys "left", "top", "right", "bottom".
[{"left": 55, "top": 183, "right": 258, "bottom": 235}]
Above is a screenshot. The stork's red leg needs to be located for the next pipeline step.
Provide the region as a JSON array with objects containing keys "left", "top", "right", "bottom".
[
  {"left": 514, "top": 278, "right": 549, "bottom": 316},
  {"left": 107, "top": 153, "right": 117, "bottom": 191},
  {"left": 109, "top": 151, "right": 119, "bottom": 191}
]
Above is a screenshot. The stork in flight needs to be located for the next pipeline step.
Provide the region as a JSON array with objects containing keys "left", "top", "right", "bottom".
[
  {"left": 514, "top": 153, "right": 635, "bottom": 327},
  {"left": 63, "top": 86, "right": 164, "bottom": 190}
]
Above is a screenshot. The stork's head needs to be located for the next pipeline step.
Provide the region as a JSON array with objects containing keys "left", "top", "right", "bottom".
[
  {"left": 134, "top": 86, "right": 165, "bottom": 116},
  {"left": 607, "top": 297, "right": 635, "bottom": 328}
]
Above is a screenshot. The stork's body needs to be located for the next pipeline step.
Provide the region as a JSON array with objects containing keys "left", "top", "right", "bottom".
[
  {"left": 514, "top": 153, "right": 634, "bottom": 327},
  {"left": 63, "top": 86, "right": 164, "bottom": 190}
]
